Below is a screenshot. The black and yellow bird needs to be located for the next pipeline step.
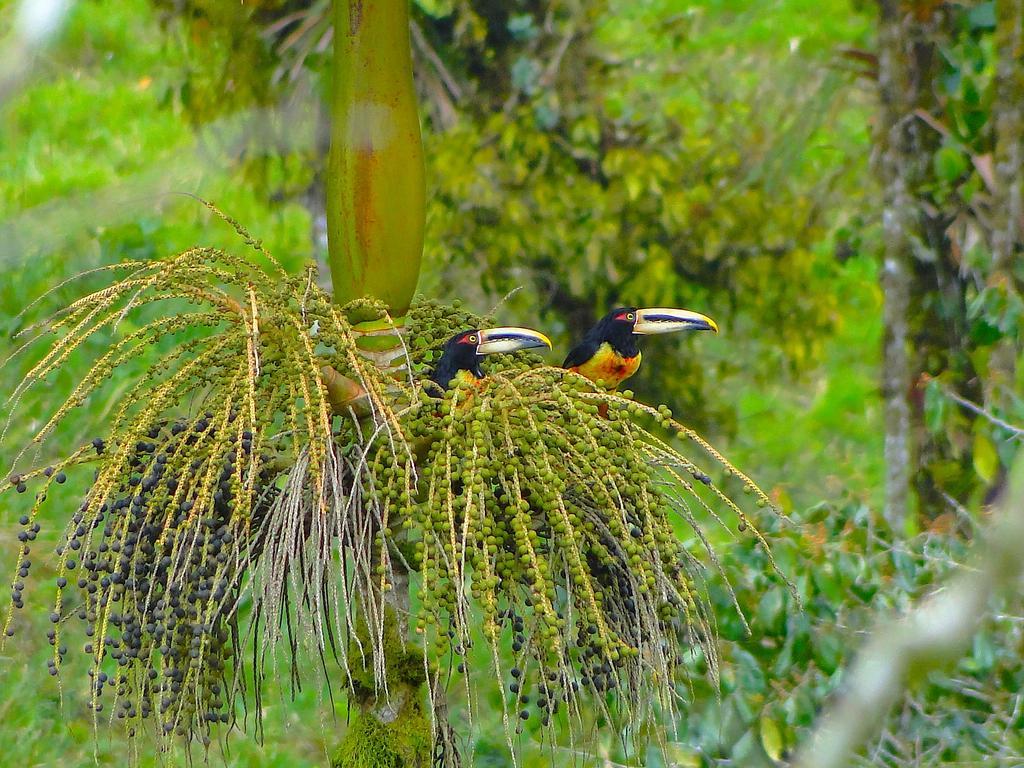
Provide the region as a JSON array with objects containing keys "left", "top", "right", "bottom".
[
  {"left": 563, "top": 307, "right": 718, "bottom": 389},
  {"left": 429, "top": 326, "right": 552, "bottom": 392}
]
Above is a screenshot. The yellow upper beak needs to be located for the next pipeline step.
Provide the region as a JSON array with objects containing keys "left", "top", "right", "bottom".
[
  {"left": 632, "top": 308, "right": 719, "bottom": 336},
  {"left": 476, "top": 326, "right": 552, "bottom": 355}
]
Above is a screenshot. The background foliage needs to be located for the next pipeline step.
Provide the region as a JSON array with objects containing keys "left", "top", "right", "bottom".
[{"left": 1, "top": 0, "right": 1021, "bottom": 765}]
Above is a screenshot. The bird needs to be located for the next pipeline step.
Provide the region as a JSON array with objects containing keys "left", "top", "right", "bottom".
[
  {"left": 563, "top": 307, "right": 718, "bottom": 389},
  {"left": 429, "top": 326, "right": 552, "bottom": 392}
]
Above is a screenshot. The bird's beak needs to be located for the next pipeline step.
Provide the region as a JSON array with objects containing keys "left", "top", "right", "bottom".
[
  {"left": 633, "top": 308, "right": 719, "bottom": 335},
  {"left": 476, "top": 326, "right": 552, "bottom": 355}
]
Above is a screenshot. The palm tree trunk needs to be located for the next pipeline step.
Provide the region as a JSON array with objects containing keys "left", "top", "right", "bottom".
[
  {"left": 325, "top": 2, "right": 430, "bottom": 765},
  {"left": 326, "top": 0, "right": 425, "bottom": 316}
]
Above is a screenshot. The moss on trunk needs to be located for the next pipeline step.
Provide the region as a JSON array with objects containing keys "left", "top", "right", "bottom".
[
  {"left": 332, "top": 606, "right": 431, "bottom": 768},
  {"left": 332, "top": 698, "right": 430, "bottom": 768}
]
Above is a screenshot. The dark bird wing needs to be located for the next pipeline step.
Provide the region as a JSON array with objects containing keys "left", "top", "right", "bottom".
[{"left": 562, "top": 340, "right": 596, "bottom": 369}]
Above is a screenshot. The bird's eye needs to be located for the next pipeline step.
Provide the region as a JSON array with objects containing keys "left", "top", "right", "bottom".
[
  {"left": 469, "top": 335, "right": 477, "bottom": 343},
  {"left": 627, "top": 313, "right": 635, "bottom": 321}
]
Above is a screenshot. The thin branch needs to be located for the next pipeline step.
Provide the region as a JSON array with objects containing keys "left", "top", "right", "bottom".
[
  {"left": 944, "top": 387, "right": 1024, "bottom": 439},
  {"left": 539, "top": 21, "right": 577, "bottom": 89},
  {"left": 409, "top": 20, "right": 463, "bottom": 101}
]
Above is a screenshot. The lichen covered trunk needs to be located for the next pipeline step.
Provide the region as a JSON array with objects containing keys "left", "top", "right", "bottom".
[
  {"left": 326, "top": 0, "right": 425, "bottom": 315},
  {"left": 874, "top": 0, "right": 936, "bottom": 529},
  {"left": 986, "top": 0, "right": 1024, "bottom": 410},
  {"left": 993, "top": 0, "right": 1024, "bottom": 273}
]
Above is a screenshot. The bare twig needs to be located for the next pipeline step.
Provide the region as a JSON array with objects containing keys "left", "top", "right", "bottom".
[
  {"left": 539, "top": 21, "right": 578, "bottom": 89},
  {"left": 409, "top": 20, "right": 463, "bottom": 102},
  {"left": 944, "top": 387, "right": 1024, "bottom": 439},
  {"left": 794, "top": 456, "right": 1024, "bottom": 768}
]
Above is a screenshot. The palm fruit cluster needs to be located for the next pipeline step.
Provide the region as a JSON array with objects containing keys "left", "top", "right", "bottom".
[
  {"left": 2, "top": 208, "right": 417, "bottom": 748},
  {"left": 12, "top": 421, "right": 279, "bottom": 739},
  {"left": 2, "top": 212, "right": 790, "bottom": 760},
  {"left": 366, "top": 317, "right": 790, "bottom": 747}
]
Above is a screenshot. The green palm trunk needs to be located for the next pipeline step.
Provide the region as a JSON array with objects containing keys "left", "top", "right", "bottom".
[
  {"left": 326, "top": 0, "right": 425, "bottom": 316},
  {"left": 326, "top": 2, "right": 430, "bottom": 764}
]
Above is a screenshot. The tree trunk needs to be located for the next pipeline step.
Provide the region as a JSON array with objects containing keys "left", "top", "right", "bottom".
[
  {"left": 993, "top": 0, "right": 1024, "bottom": 274},
  {"left": 875, "top": 0, "right": 922, "bottom": 530},
  {"left": 326, "top": 0, "right": 425, "bottom": 315},
  {"left": 325, "top": 2, "right": 430, "bottom": 764},
  {"left": 985, "top": 0, "right": 1024, "bottom": 416}
]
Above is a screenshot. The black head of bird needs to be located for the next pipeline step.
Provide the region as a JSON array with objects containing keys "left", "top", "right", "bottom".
[
  {"left": 429, "top": 326, "right": 552, "bottom": 392},
  {"left": 563, "top": 306, "right": 718, "bottom": 388}
]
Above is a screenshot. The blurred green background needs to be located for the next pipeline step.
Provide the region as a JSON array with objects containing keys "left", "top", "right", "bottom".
[{"left": 1, "top": 0, "right": 1021, "bottom": 765}]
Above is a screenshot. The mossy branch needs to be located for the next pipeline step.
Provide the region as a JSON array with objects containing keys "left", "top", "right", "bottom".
[{"left": 794, "top": 456, "right": 1024, "bottom": 768}]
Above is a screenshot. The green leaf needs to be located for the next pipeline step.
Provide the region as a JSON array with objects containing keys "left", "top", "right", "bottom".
[
  {"left": 731, "top": 728, "right": 777, "bottom": 768},
  {"left": 790, "top": 613, "right": 813, "bottom": 665},
  {"left": 772, "top": 636, "right": 794, "bottom": 678},
  {"left": 760, "top": 715, "right": 785, "bottom": 761},
  {"left": 893, "top": 550, "right": 918, "bottom": 585},
  {"left": 813, "top": 631, "right": 843, "bottom": 675},
  {"left": 625, "top": 173, "right": 643, "bottom": 201},
  {"left": 970, "top": 632, "right": 996, "bottom": 674},
  {"left": 733, "top": 648, "right": 767, "bottom": 695},
  {"left": 812, "top": 564, "right": 843, "bottom": 604},
  {"left": 414, "top": 0, "right": 454, "bottom": 17},
  {"left": 971, "top": 317, "right": 1004, "bottom": 346},
  {"left": 510, "top": 57, "right": 541, "bottom": 95},
  {"left": 973, "top": 432, "right": 999, "bottom": 483},
  {"left": 507, "top": 14, "right": 538, "bottom": 41},
  {"left": 933, "top": 146, "right": 968, "bottom": 183},
  {"left": 756, "top": 588, "right": 786, "bottom": 636},
  {"left": 924, "top": 378, "right": 948, "bottom": 434}
]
